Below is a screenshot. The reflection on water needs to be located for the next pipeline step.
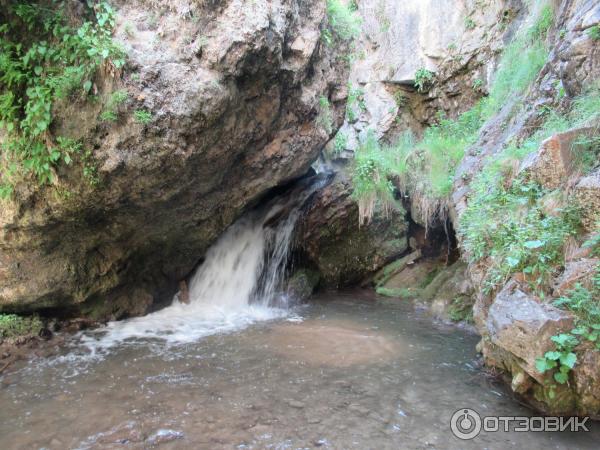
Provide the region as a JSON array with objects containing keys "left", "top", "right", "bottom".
[{"left": 1, "top": 291, "right": 597, "bottom": 449}]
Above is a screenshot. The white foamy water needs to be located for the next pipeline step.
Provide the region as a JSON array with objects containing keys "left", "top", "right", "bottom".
[{"left": 79, "top": 198, "right": 304, "bottom": 353}]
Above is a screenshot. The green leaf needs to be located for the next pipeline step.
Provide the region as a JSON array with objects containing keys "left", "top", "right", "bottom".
[
  {"left": 554, "top": 371, "right": 569, "bottom": 384},
  {"left": 559, "top": 352, "right": 577, "bottom": 369},
  {"left": 506, "top": 256, "right": 520, "bottom": 267},
  {"left": 524, "top": 240, "right": 544, "bottom": 249},
  {"left": 544, "top": 351, "right": 561, "bottom": 361},
  {"left": 83, "top": 80, "right": 92, "bottom": 92},
  {"left": 34, "top": 66, "right": 43, "bottom": 75}
]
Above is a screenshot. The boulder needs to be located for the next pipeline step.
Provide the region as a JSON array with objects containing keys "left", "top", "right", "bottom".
[
  {"left": 286, "top": 268, "right": 320, "bottom": 303},
  {"left": 485, "top": 281, "right": 575, "bottom": 382},
  {"left": 298, "top": 176, "right": 408, "bottom": 287},
  {"left": 519, "top": 128, "right": 594, "bottom": 190}
]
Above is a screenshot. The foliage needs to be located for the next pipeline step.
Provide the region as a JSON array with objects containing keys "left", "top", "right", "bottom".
[
  {"left": 0, "top": 1, "right": 125, "bottom": 198},
  {"left": 346, "top": 83, "right": 365, "bottom": 122},
  {"left": 99, "top": 89, "right": 128, "bottom": 122},
  {"left": 325, "top": 0, "right": 361, "bottom": 42},
  {"left": 535, "top": 333, "right": 578, "bottom": 386},
  {"left": 317, "top": 96, "right": 333, "bottom": 134},
  {"left": 536, "top": 263, "right": 600, "bottom": 395},
  {"left": 587, "top": 25, "right": 600, "bottom": 41},
  {"left": 464, "top": 17, "right": 476, "bottom": 30},
  {"left": 350, "top": 2, "right": 556, "bottom": 225},
  {"left": 0, "top": 314, "right": 43, "bottom": 339},
  {"left": 333, "top": 131, "right": 348, "bottom": 155},
  {"left": 448, "top": 296, "right": 475, "bottom": 323},
  {"left": 351, "top": 131, "right": 398, "bottom": 224},
  {"left": 133, "top": 109, "right": 152, "bottom": 125},
  {"left": 414, "top": 68, "right": 434, "bottom": 93}
]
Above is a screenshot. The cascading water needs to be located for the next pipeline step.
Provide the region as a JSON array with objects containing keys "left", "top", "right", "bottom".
[{"left": 80, "top": 175, "right": 330, "bottom": 351}]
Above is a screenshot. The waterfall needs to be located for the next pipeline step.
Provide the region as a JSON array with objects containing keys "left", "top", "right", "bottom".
[{"left": 80, "top": 178, "right": 326, "bottom": 351}]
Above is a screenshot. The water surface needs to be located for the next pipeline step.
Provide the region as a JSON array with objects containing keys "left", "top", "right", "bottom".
[{"left": 1, "top": 292, "right": 597, "bottom": 449}]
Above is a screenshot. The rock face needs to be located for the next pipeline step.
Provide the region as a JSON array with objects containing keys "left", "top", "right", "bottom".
[
  {"left": 0, "top": 0, "right": 347, "bottom": 317},
  {"left": 297, "top": 176, "right": 408, "bottom": 287},
  {"left": 448, "top": 0, "right": 600, "bottom": 415},
  {"left": 331, "top": 0, "right": 517, "bottom": 158}
]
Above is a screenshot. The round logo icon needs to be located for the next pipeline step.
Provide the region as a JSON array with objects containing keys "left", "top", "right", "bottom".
[{"left": 450, "top": 408, "right": 482, "bottom": 440}]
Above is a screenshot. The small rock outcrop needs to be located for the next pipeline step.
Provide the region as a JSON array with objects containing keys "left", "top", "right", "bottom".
[{"left": 298, "top": 176, "right": 408, "bottom": 287}]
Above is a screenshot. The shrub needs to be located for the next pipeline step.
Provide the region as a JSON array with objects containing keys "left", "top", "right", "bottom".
[
  {"left": 134, "top": 109, "right": 152, "bottom": 125},
  {"left": 414, "top": 68, "right": 435, "bottom": 92},
  {"left": 0, "top": 1, "right": 125, "bottom": 198},
  {"left": 326, "top": 0, "right": 361, "bottom": 42},
  {"left": 587, "top": 25, "right": 600, "bottom": 40},
  {"left": 0, "top": 314, "right": 43, "bottom": 339}
]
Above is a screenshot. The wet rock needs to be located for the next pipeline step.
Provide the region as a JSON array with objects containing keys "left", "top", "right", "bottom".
[
  {"left": 286, "top": 269, "right": 320, "bottom": 302},
  {"left": 485, "top": 281, "right": 575, "bottom": 382},
  {"left": 286, "top": 400, "right": 305, "bottom": 409},
  {"left": 574, "top": 168, "right": 600, "bottom": 232},
  {"left": 298, "top": 176, "right": 408, "bottom": 287},
  {"left": 146, "top": 429, "right": 184, "bottom": 446}
]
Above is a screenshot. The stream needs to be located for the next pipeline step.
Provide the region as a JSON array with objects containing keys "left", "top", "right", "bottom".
[
  {"left": 1, "top": 293, "right": 598, "bottom": 449},
  {"left": 1, "top": 180, "right": 598, "bottom": 449}
]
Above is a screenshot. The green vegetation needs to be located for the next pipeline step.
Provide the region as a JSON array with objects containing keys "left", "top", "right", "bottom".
[
  {"left": 587, "top": 25, "right": 600, "bottom": 41},
  {"left": 333, "top": 131, "right": 348, "bottom": 155},
  {"left": 448, "top": 296, "right": 475, "bottom": 323},
  {"left": 0, "top": 1, "right": 125, "bottom": 198},
  {"left": 346, "top": 83, "right": 366, "bottom": 122},
  {"left": 317, "top": 96, "right": 333, "bottom": 134},
  {"left": 133, "top": 109, "right": 152, "bottom": 125},
  {"left": 350, "top": 2, "right": 557, "bottom": 226},
  {"left": 536, "top": 263, "right": 600, "bottom": 397},
  {"left": 464, "top": 17, "right": 476, "bottom": 30},
  {"left": 0, "top": 314, "right": 43, "bottom": 339},
  {"left": 99, "top": 89, "right": 128, "bottom": 122},
  {"left": 414, "top": 68, "right": 434, "bottom": 92},
  {"left": 324, "top": 0, "right": 361, "bottom": 44}
]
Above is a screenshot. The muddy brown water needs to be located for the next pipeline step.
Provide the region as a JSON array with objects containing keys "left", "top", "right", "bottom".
[{"left": 1, "top": 291, "right": 598, "bottom": 449}]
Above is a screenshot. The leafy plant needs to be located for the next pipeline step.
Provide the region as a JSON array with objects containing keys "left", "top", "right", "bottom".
[
  {"left": 586, "top": 25, "right": 600, "bottom": 41},
  {"left": 134, "top": 109, "right": 152, "bottom": 125},
  {"left": 414, "top": 68, "right": 435, "bottom": 92},
  {"left": 535, "top": 333, "right": 578, "bottom": 385},
  {"left": 325, "top": 0, "right": 361, "bottom": 42},
  {"left": 0, "top": 314, "right": 43, "bottom": 339},
  {"left": 333, "top": 131, "right": 348, "bottom": 155},
  {"left": 0, "top": 1, "right": 125, "bottom": 198},
  {"left": 100, "top": 89, "right": 128, "bottom": 122},
  {"left": 346, "top": 83, "right": 366, "bottom": 122},
  {"left": 464, "top": 17, "right": 476, "bottom": 30}
]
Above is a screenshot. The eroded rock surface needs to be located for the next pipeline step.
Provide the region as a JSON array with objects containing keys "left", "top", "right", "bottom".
[{"left": 0, "top": 0, "right": 348, "bottom": 317}]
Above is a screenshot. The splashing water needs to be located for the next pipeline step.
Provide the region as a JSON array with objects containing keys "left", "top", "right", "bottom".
[{"left": 79, "top": 189, "right": 312, "bottom": 352}]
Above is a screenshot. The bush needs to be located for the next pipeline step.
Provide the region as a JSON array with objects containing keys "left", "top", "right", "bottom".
[
  {"left": 0, "top": 2, "right": 125, "bottom": 198},
  {"left": 414, "top": 68, "right": 434, "bottom": 92},
  {"left": 326, "top": 0, "right": 361, "bottom": 42},
  {"left": 134, "top": 109, "right": 152, "bottom": 125},
  {"left": 0, "top": 314, "right": 43, "bottom": 339}
]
